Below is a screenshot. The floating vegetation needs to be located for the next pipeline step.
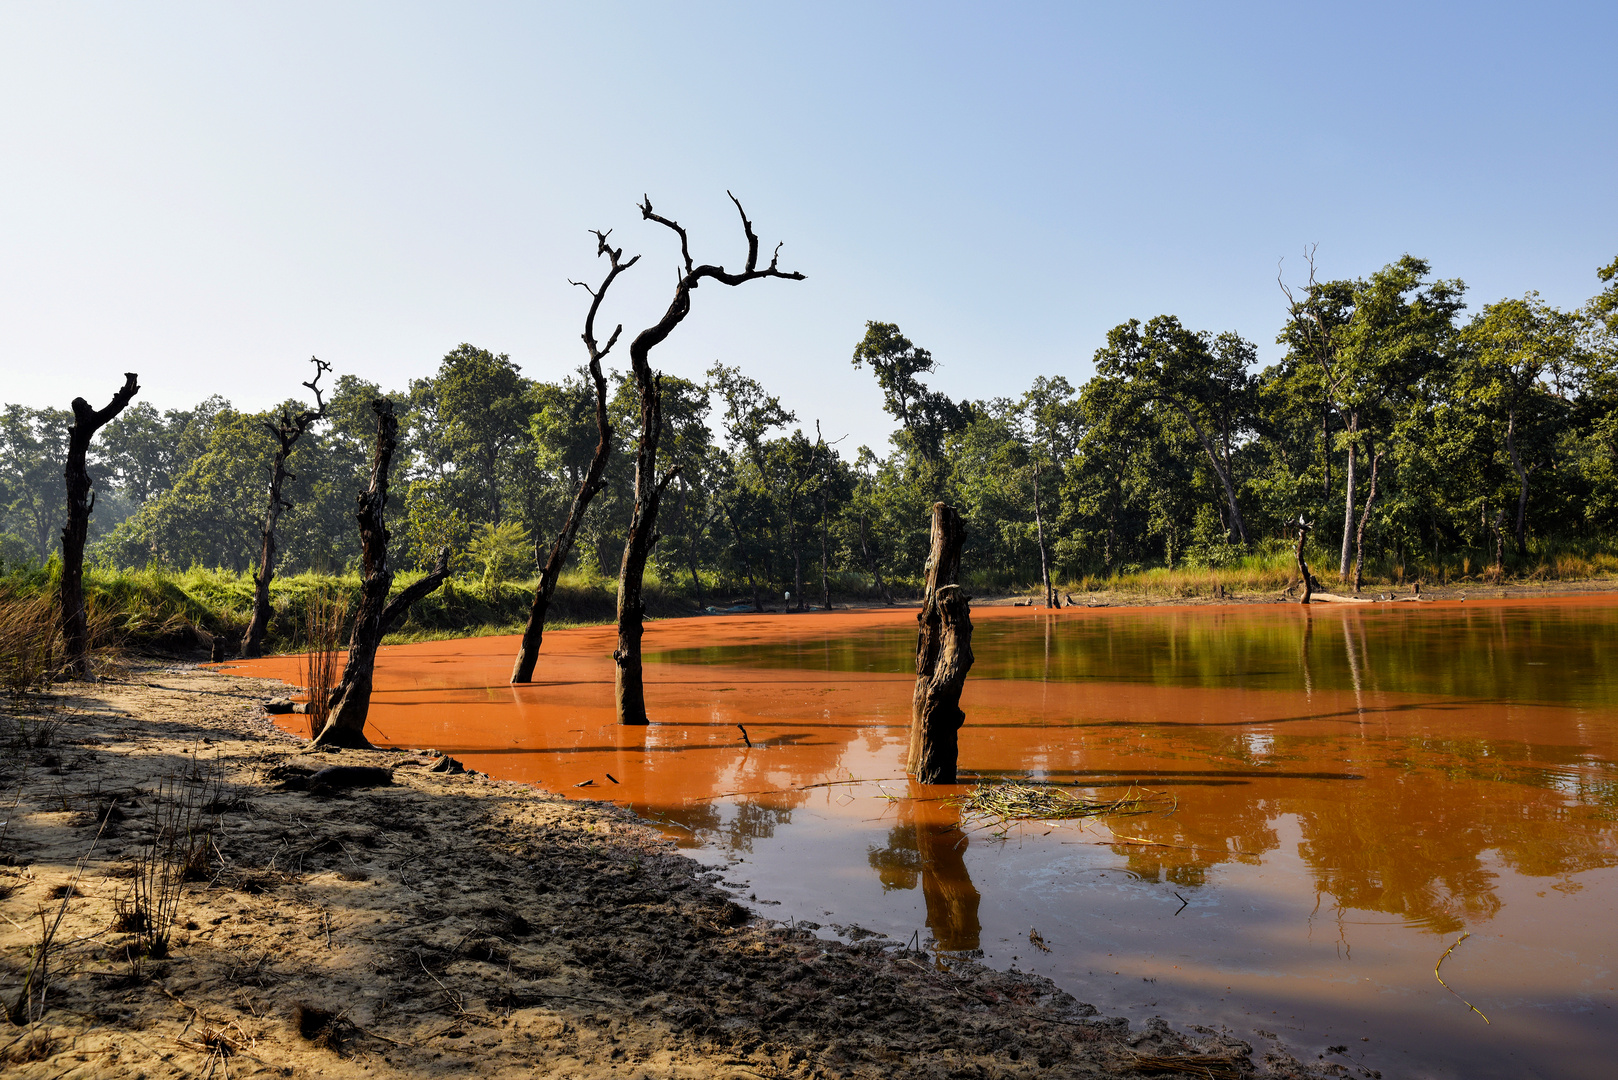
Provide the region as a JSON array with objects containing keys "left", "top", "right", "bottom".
[{"left": 950, "top": 781, "right": 1174, "bottom": 829}]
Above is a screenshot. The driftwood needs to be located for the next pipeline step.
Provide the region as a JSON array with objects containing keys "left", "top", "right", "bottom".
[
  {"left": 312, "top": 401, "right": 451, "bottom": 749},
  {"left": 907, "top": 503, "right": 974, "bottom": 785},
  {"left": 59, "top": 373, "right": 140, "bottom": 679},
  {"left": 511, "top": 231, "right": 635, "bottom": 684}
]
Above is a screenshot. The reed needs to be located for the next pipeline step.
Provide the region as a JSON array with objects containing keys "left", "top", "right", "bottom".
[
  {"left": 0, "top": 585, "right": 60, "bottom": 695},
  {"left": 301, "top": 589, "right": 348, "bottom": 739}
]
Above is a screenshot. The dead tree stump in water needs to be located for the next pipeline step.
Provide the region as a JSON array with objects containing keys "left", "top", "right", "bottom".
[{"left": 907, "top": 503, "right": 973, "bottom": 784}]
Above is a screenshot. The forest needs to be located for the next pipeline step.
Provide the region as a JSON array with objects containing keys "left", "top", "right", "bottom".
[{"left": 4, "top": 250, "right": 1618, "bottom": 627}]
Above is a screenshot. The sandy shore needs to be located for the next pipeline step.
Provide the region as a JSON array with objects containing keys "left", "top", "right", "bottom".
[{"left": 0, "top": 661, "right": 1341, "bottom": 1079}]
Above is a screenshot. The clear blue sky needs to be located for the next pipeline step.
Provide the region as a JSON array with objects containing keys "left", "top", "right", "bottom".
[{"left": 2, "top": 2, "right": 1613, "bottom": 452}]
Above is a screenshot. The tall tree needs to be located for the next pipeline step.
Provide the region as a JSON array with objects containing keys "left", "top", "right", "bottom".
[
  {"left": 707, "top": 362, "right": 797, "bottom": 609},
  {"left": 419, "top": 344, "right": 529, "bottom": 526},
  {"left": 59, "top": 373, "right": 139, "bottom": 679},
  {"left": 1017, "top": 376, "right": 1079, "bottom": 604},
  {"left": 1092, "top": 317, "right": 1255, "bottom": 545},
  {"left": 240, "top": 358, "right": 330, "bottom": 658},
  {"left": 511, "top": 230, "right": 637, "bottom": 683},
  {"left": 1458, "top": 294, "right": 1577, "bottom": 555},
  {"left": 852, "top": 322, "right": 973, "bottom": 464},
  {"left": 1281, "top": 254, "right": 1464, "bottom": 577},
  {"left": 613, "top": 193, "right": 804, "bottom": 725}
]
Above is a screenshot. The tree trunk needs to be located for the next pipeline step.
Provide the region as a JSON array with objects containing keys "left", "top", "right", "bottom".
[
  {"left": 1338, "top": 412, "right": 1358, "bottom": 578},
  {"left": 685, "top": 493, "right": 709, "bottom": 609},
  {"left": 791, "top": 533, "right": 805, "bottom": 612},
  {"left": 313, "top": 401, "right": 451, "bottom": 748},
  {"left": 1296, "top": 523, "right": 1315, "bottom": 605},
  {"left": 723, "top": 504, "right": 763, "bottom": 611},
  {"left": 1505, "top": 409, "right": 1531, "bottom": 557},
  {"left": 1032, "top": 467, "right": 1054, "bottom": 608},
  {"left": 1351, "top": 448, "right": 1381, "bottom": 595},
  {"left": 512, "top": 358, "right": 613, "bottom": 682},
  {"left": 59, "top": 373, "right": 140, "bottom": 679},
  {"left": 242, "top": 360, "right": 328, "bottom": 659},
  {"left": 819, "top": 486, "right": 832, "bottom": 610},
  {"left": 514, "top": 232, "right": 635, "bottom": 681},
  {"left": 614, "top": 366, "right": 673, "bottom": 726},
  {"left": 241, "top": 455, "right": 287, "bottom": 660},
  {"left": 907, "top": 503, "right": 974, "bottom": 784},
  {"left": 858, "top": 514, "right": 894, "bottom": 605},
  {"left": 613, "top": 191, "right": 804, "bottom": 719},
  {"left": 1177, "top": 406, "right": 1250, "bottom": 545}
]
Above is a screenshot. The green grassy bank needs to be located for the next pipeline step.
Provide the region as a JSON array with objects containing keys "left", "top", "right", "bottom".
[{"left": 3, "top": 536, "right": 1616, "bottom": 690}]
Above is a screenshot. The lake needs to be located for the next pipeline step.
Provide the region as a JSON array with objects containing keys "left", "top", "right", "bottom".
[{"left": 233, "top": 596, "right": 1618, "bottom": 1080}]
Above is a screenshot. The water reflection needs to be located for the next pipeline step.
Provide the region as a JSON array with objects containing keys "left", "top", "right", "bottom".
[
  {"left": 866, "top": 798, "right": 981, "bottom": 950},
  {"left": 231, "top": 598, "right": 1618, "bottom": 1080}
]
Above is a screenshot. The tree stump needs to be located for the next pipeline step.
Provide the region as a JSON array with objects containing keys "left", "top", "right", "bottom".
[
  {"left": 1295, "top": 521, "right": 1315, "bottom": 605},
  {"left": 907, "top": 503, "right": 973, "bottom": 784}
]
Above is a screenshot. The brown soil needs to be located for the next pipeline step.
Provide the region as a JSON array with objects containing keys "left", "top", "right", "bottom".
[{"left": 1, "top": 662, "right": 1339, "bottom": 1079}]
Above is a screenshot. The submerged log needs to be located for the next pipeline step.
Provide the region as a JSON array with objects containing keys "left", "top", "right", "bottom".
[{"left": 907, "top": 503, "right": 974, "bottom": 785}]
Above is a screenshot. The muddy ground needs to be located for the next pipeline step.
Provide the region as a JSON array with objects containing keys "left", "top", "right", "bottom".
[{"left": 0, "top": 662, "right": 1347, "bottom": 1079}]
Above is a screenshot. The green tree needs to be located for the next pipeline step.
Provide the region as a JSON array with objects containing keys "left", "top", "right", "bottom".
[
  {"left": 0, "top": 405, "right": 71, "bottom": 563},
  {"left": 1093, "top": 317, "right": 1256, "bottom": 545},
  {"left": 851, "top": 321, "right": 973, "bottom": 465},
  {"left": 1280, "top": 255, "right": 1464, "bottom": 578},
  {"left": 413, "top": 344, "right": 530, "bottom": 526},
  {"left": 1457, "top": 294, "right": 1578, "bottom": 555}
]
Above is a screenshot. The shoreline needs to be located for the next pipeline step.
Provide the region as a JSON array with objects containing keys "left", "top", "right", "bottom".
[{"left": 0, "top": 661, "right": 1338, "bottom": 1079}]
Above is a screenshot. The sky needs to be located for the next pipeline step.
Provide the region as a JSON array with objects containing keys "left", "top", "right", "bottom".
[{"left": 2, "top": 1, "right": 1614, "bottom": 453}]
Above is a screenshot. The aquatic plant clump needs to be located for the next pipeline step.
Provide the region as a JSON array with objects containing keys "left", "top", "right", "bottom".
[{"left": 951, "top": 781, "right": 1174, "bottom": 828}]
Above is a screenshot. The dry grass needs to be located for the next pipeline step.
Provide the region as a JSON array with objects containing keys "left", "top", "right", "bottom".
[
  {"left": 300, "top": 589, "right": 347, "bottom": 739},
  {"left": 0, "top": 586, "right": 60, "bottom": 696},
  {"left": 952, "top": 781, "right": 1174, "bottom": 829},
  {"left": 113, "top": 770, "right": 217, "bottom": 976}
]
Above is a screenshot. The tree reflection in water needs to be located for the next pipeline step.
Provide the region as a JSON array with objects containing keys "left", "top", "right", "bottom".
[{"left": 867, "top": 799, "right": 981, "bottom": 951}]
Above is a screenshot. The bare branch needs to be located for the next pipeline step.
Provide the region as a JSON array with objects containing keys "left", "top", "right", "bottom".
[
  {"left": 727, "top": 190, "right": 759, "bottom": 273},
  {"left": 301, "top": 356, "right": 331, "bottom": 416},
  {"left": 578, "top": 228, "right": 640, "bottom": 363},
  {"left": 640, "top": 195, "right": 693, "bottom": 275}
]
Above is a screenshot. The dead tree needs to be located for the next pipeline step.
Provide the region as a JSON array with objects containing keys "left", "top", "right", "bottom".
[
  {"left": 614, "top": 193, "right": 805, "bottom": 725},
  {"left": 240, "top": 358, "right": 330, "bottom": 659},
  {"left": 312, "top": 400, "right": 451, "bottom": 749},
  {"left": 907, "top": 503, "right": 974, "bottom": 784},
  {"left": 1294, "top": 517, "right": 1316, "bottom": 605},
  {"left": 59, "top": 373, "right": 139, "bottom": 679},
  {"left": 511, "top": 231, "right": 638, "bottom": 683}
]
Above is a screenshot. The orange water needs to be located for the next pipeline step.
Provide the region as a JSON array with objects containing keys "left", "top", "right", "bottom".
[{"left": 228, "top": 598, "right": 1618, "bottom": 1079}]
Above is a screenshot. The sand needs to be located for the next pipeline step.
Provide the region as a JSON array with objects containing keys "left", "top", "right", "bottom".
[{"left": 1, "top": 661, "right": 1342, "bottom": 1080}]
